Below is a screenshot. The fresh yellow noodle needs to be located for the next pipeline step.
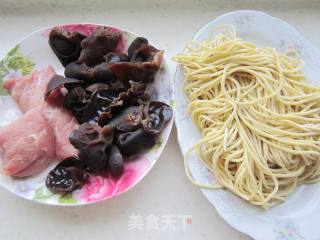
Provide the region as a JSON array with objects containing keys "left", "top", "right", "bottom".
[{"left": 173, "top": 25, "right": 320, "bottom": 208}]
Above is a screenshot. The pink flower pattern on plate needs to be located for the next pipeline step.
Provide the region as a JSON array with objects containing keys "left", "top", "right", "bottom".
[
  {"left": 42, "top": 24, "right": 127, "bottom": 53},
  {"left": 76, "top": 157, "right": 150, "bottom": 203},
  {"left": 41, "top": 24, "right": 97, "bottom": 38}
]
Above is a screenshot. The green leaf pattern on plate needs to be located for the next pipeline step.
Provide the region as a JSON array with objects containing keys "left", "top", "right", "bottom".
[
  {"left": 169, "top": 99, "right": 175, "bottom": 109},
  {"left": 153, "top": 137, "right": 163, "bottom": 151},
  {"left": 125, "top": 32, "right": 137, "bottom": 47},
  {"left": 58, "top": 193, "right": 77, "bottom": 204},
  {"left": 0, "top": 44, "right": 35, "bottom": 95},
  {"left": 32, "top": 186, "right": 54, "bottom": 201}
]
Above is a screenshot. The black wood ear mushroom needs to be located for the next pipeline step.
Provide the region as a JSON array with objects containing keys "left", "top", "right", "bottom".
[
  {"left": 49, "top": 27, "right": 86, "bottom": 67},
  {"left": 109, "top": 42, "right": 164, "bottom": 83},
  {"left": 69, "top": 123, "right": 114, "bottom": 172},
  {"left": 78, "top": 26, "right": 121, "bottom": 67}
]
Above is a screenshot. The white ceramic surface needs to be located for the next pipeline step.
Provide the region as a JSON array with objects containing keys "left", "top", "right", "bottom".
[{"left": 175, "top": 10, "right": 320, "bottom": 240}]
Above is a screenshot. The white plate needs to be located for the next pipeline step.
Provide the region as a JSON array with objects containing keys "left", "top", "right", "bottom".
[
  {"left": 175, "top": 10, "right": 320, "bottom": 240},
  {"left": 0, "top": 23, "right": 175, "bottom": 206}
]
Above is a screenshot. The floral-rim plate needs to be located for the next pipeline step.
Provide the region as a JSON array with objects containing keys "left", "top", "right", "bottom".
[
  {"left": 175, "top": 10, "right": 320, "bottom": 240},
  {"left": 0, "top": 23, "right": 175, "bottom": 206}
]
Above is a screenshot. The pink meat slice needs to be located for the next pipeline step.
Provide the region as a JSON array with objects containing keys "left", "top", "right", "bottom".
[
  {"left": 3, "top": 65, "right": 79, "bottom": 161},
  {"left": 0, "top": 108, "right": 55, "bottom": 177},
  {"left": 42, "top": 104, "right": 79, "bottom": 160},
  {"left": 3, "top": 74, "right": 33, "bottom": 105},
  {"left": 4, "top": 66, "right": 55, "bottom": 112}
]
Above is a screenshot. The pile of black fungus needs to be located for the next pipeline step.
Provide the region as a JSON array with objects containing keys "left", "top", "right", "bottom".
[{"left": 45, "top": 26, "right": 173, "bottom": 195}]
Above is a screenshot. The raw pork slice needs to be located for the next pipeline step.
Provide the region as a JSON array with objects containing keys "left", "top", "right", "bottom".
[
  {"left": 42, "top": 104, "right": 79, "bottom": 160},
  {"left": 4, "top": 66, "right": 55, "bottom": 112},
  {"left": 0, "top": 108, "right": 55, "bottom": 177},
  {"left": 4, "top": 65, "right": 79, "bottom": 160},
  {"left": 3, "top": 74, "right": 33, "bottom": 106}
]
